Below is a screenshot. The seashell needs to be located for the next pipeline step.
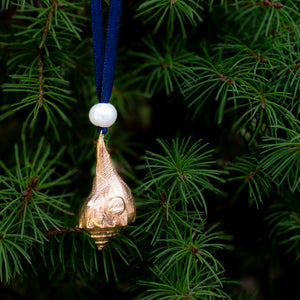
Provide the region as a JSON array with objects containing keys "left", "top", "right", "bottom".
[
  {"left": 78, "top": 133, "right": 136, "bottom": 250},
  {"left": 89, "top": 228, "right": 119, "bottom": 250}
]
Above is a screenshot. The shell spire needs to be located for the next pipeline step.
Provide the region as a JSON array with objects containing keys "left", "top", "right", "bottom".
[{"left": 78, "top": 133, "right": 136, "bottom": 250}]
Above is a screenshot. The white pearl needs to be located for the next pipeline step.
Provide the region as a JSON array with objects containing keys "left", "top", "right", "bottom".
[{"left": 88, "top": 103, "right": 117, "bottom": 127}]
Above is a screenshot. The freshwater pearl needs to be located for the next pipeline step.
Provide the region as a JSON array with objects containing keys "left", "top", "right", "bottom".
[{"left": 89, "top": 103, "right": 117, "bottom": 127}]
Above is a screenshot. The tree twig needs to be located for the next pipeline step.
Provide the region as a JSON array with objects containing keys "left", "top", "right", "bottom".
[
  {"left": 244, "top": 166, "right": 263, "bottom": 183},
  {"left": 43, "top": 227, "right": 82, "bottom": 237},
  {"left": 19, "top": 176, "right": 39, "bottom": 221},
  {"left": 243, "top": 0, "right": 284, "bottom": 9},
  {"left": 38, "top": 0, "right": 58, "bottom": 108}
]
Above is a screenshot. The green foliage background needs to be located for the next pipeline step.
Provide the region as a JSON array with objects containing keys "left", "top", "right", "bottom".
[{"left": 1, "top": 0, "right": 300, "bottom": 299}]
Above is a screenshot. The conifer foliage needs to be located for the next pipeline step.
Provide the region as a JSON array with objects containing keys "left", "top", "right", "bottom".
[{"left": 1, "top": 0, "right": 300, "bottom": 299}]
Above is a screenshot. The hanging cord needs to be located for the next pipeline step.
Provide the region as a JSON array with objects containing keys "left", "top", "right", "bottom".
[{"left": 90, "top": 0, "right": 122, "bottom": 133}]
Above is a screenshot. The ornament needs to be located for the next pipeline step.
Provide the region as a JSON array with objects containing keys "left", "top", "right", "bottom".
[
  {"left": 78, "top": 133, "right": 136, "bottom": 250},
  {"left": 78, "top": 0, "right": 133, "bottom": 250}
]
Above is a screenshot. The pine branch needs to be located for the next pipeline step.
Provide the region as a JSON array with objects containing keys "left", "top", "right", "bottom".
[
  {"left": 229, "top": 0, "right": 300, "bottom": 40},
  {"left": 267, "top": 197, "right": 300, "bottom": 261},
  {"left": 135, "top": 0, "right": 206, "bottom": 39},
  {"left": 226, "top": 156, "right": 271, "bottom": 206},
  {"left": 0, "top": 138, "right": 75, "bottom": 243},
  {"left": 260, "top": 123, "right": 300, "bottom": 192},
  {"left": 142, "top": 137, "right": 225, "bottom": 215},
  {"left": 0, "top": 0, "right": 85, "bottom": 139},
  {"left": 130, "top": 37, "right": 195, "bottom": 97}
]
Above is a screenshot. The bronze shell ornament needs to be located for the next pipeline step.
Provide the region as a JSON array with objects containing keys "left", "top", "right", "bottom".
[{"left": 78, "top": 133, "right": 136, "bottom": 250}]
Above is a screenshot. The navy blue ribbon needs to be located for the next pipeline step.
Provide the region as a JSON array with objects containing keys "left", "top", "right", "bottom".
[{"left": 90, "top": 0, "right": 122, "bottom": 133}]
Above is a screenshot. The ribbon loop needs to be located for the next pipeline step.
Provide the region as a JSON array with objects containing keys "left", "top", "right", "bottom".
[{"left": 91, "top": 0, "right": 122, "bottom": 104}]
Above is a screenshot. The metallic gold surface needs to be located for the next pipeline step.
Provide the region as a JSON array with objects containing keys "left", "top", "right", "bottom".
[{"left": 78, "top": 133, "right": 136, "bottom": 250}]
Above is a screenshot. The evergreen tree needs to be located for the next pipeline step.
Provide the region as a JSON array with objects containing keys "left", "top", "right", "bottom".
[{"left": 1, "top": 0, "right": 300, "bottom": 299}]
